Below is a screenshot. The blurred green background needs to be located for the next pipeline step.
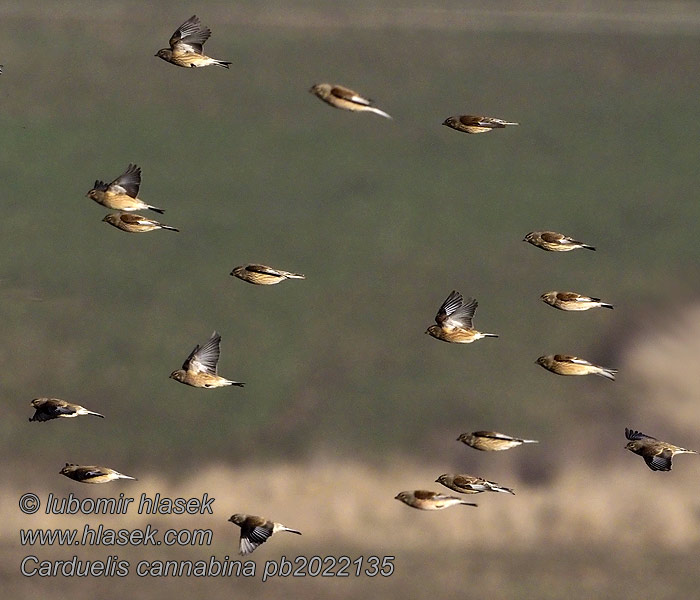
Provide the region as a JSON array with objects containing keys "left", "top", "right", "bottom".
[{"left": 3, "top": 1, "right": 700, "bottom": 598}]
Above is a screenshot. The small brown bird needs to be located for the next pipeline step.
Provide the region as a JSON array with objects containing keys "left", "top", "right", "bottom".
[
  {"left": 86, "top": 164, "right": 164, "bottom": 214},
  {"left": 156, "top": 15, "right": 231, "bottom": 68},
  {"left": 426, "top": 290, "right": 498, "bottom": 343},
  {"left": 458, "top": 431, "right": 539, "bottom": 452},
  {"left": 435, "top": 474, "right": 515, "bottom": 495},
  {"left": 102, "top": 213, "right": 179, "bottom": 233},
  {"left": 540, "top": 291, "right": 613, "bottom": 311},
  {"left": 29, "top": 398, "right": 104, "bottom": 422},
  {"left": 536, "top": 354, "right": 617, "bottom": 380},
  {"left": 625, "top": 428, "right": 698, "bottom": 472},
  {"left": 394, "top": 490, "right": 477, "bottom": 510},
  {"left": 228, "top": 514, "right": 301, "bottom": 555},
  {"left": 309, "top": 83, "right": 392, "bottom": 119},
  {"left": 59, "top": 464, "right": 136, "bottom": 484},
  {"left": 170, "top": 331, "right": 244, "bottom": 388},
  {"left": 231, "top": 264, "right": 306, "bottom": 285},
  {"left": 442, "top": 115, "right": 519, "bottom": 134},
  {"left": 523, "top": 231, "right": 595, "bottom": 251}
]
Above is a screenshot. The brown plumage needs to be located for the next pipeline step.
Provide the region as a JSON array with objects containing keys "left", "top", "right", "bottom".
[
  {"left": 540, "top": 291, "right": 613, "bottom": 311},
  {"left": 102, "top": 212, "right": 179, "bottom": 233},
  {"left": 625, "top": 428, "right": 697, "bottom": 472},
  {"left": 394, "top": 490, "right": 477, "bottom": 510},
  {"left": 156, "top": 15, "right": 231, "bottom": 68},
  {"left": 228, "top": 514, "right": 301, "bottom": 555},
  {"left": 309, "top": 83, "right": 392, "bottom": 119},
  {"left": 426, "top": 290, "right": 498, "bottom": 343},
  {"left": 436, "top": 474, "right": 515, "bottom": 495},
  {"left": 169, "top": 331, "right": 244, "bottom": 388},
  {"left": 86, "top": 164, "right": 164, "bottom": 213},
  {"left": 231, "top": 264, "right": 305, "bottom": 285},
  {"left": 59, "top": 463, "right": 136, "bottom": 484},
  {"left": 458, "top": 431, "right": 539, "bottom": 451},
  {"left": 536, "top": 354, "right": 617, "bottom": 380},
  {"left": 442, "top": 115, "right": 518, "bottom": 134},
  {"left": 29, "top": 398, "right": 104, "bottom": 422},
  {"left": 523, "top": 231, "right": 595, "bottom": 251}
]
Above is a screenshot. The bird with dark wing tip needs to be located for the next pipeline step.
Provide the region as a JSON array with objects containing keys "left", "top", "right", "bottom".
[
  {"left": 540, "top": 291, "right": 613, "bottom": 311},
  {"left": 536, "top": 354, "right": 617, "bottom": 380},
  {"left": 310, "top": 83, "right": 392, "bottom": 119},
  {"left": 86, "top": 164, "right": 165, "bottom": 214},
  {"left": 523, "top": 231, "right": 595, "bottom": 251},
  {"left": 156, "top": 15, "right": 231, "bottom": 68},
  {"left": 231, "top": 264, "right": 305, "bottom": 285},
  {"left": 625, "top": 428, "right": 698, "bottom": 472},
  {"left": 436, "top": 474, "right": 515, "bottom": 495},
  {"left": 102, "top": 213, "right": 179, "bottom": 233},
  {"left": 442, "top": 115, "right": 518, "bottom": 134},
  {"left": 426, "top": 290, "right": 498, "bottom": 343},
  {"left": 29, "top": 398, "right": 104, "bottom": 422},
  {"left": 170, "top": 331, "right": 244, "bottom": 388},
  {"left": 457, "top": 431, "right": 538, "bottom": 451},
  {"left": 59, "top": 464, "right": 136, "bottom": 484},
  {"left": 394, "top": 490, "right": 478, "bottom": 510},
  {"left": 228, "top": 514, "right": 301, "bottom": 555}
]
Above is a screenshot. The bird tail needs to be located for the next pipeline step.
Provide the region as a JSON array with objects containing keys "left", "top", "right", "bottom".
[
  {"left": 483, "top": 333, "right": 499, "bottom": 338},
  {"left": 283, "top": 272, "right": 306, "bottom": 280},
  {"left": 459, "top": 501, "right": 478, "bottom": 507},
  {"left": 596, "top": 367, "right": 617, "bottom": 381},
  {"left": 368, "top": 107, "right": 393, "bottom": 120},
  {"left": 116, "top": 473, "right": 137, "bottom": 481},
  {"left": 281, "top": 527, "right": 302, "bottom": 535},
  {"left": 148, "top": 205, "right": 165, "bottom": 214},
  {"left": 582, "top": 244, "right": 596, "bottom": 251},
  {"left": 160, "top": 225, "right": 179, "bottom": 232},
  {"left": 226, "top": 380, "right": 245, "bottom": 387},
  {"left": 503, "top": 122, "right": 519, "bottom": 126},
  {"left": 215, "top": 60, "right": 232, "bottom": 69},
  {"left": 85, "top": 410, "right": 105, "bottom": 418},
  {"left": 678, "top": 448, "right": 698, "bottom": 455},
  {"left": 521, "top": 439, "right": 539, "bottom": 444},
  {"left": 490, "top": 485, "right": 516, "bottom": 495},
  {"left": 600, "top": 302, "right": 614, "bottom": 309}
]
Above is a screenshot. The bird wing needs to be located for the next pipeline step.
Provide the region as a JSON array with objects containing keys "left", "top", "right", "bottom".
[
  {"left": 644, "top": 449, "right": 673, "bottom": 471},
  {"left": 92, "top": 179, "right": 109, "bottom": 192},
  {"left": 435, "top": 290, "right": 476, "bottom": 328},
  {"left": 78, "top": 467, "right": 107, "bottom": 480},
  {"left": 185, "top": 331, "right": 221, "bottom": 374},
  {"left": 108, "top": 164, "right": 141, "bottom": 198},
  {"left": 245, "top": 264, "right": 281, "bottom": 276},
  {"left": 331, "top": 85, "right": 371, "bottom": 106},
  {"left": 557, "top": 292, "right": 584, "bottom": 302},
  {"left": 239, "top": 525, "right": 272, "bottom": 555},
  {"left": 540, "top": 232, "right": 564, "bottom": 243},
  {"left": 413, "top": 490, "right": 437, "bottom": 500},
  {"left": 460, "top": 115, "right": 502, "bottom": 128},
  {"left": 170, "top": 15, "right": 211, "bottom": 53},
  {"left": 473, "top": 431, "right": 515, "bottom": 441},
  {"left": 625, "top": 428, "right": 657, "bottom": 442},
  {"left": 453, "top": 475, "right": 479, "bottom": 487}
]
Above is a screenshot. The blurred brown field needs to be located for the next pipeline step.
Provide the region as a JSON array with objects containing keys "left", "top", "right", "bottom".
[{"left": 3, "top": 0, "right": 700, "bottom": 597}]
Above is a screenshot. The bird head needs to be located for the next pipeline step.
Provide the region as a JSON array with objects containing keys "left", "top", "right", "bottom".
[
  {"left": 169, "top": 370, "right": 185, "bottom": 382},
  {"left": 155, "top": 49, "right": 171, "bottom": 61},
  {"left": 523, "top": 232, "right": 536, "bottom": 243},
  {"left": 540, "top": 292, "right": 556, "bottom": 305},
  {"left": 435, "top": 474, "right": 449, "bottom": 485},
  {"left": 442, "top": 117, "right": 457, "bottom": 127},
  {"left": 228, "top": 514, "right": 245, "bottom": 525}
]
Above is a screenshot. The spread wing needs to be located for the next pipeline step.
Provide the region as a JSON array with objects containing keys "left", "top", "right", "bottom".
[
  {"left": 108, "top": 164, "right": 141, "bottom": 197},
  {"left": 92, "top": 180, "right": 109, "bottom": 192},
  {"left": 170, "top": 15, "right": 211, "bottom": 54},
  {"left": 644, "top": 450, "right": 672, "bottom": 471},
  {"left": 331, "top": 85, "right": 371, "bottom": 106},
  {"left": 183, "top": 331, "right": 221, "bottom": 374},
  {"left": 239, "top": 525, "right": 272, "bottom": 555},
  {"left": 435, "top": 290, "right": 477, "bottom": 328},
  {"left": 625, "top": 428, "right": 657, "bottom": 442}
]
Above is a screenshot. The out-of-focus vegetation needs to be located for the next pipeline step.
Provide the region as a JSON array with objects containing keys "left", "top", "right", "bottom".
[{"left": 3, "top": 2, "right": 700, "bottom": 597}]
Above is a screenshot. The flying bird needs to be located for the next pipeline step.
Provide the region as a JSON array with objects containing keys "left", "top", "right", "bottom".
[
  {"left": 436, "top": 474, "right": 514, "bottom": 495},
  {"left": 86, "top": 164, "right": 164, "bottom": 214},
  {"left": 231, "top": 264, "right": 305, "bottom": 285},
  {"left": 442, "top": 115, "right": 519, "bottom": 134},
  {"left": 59, "top": 464, "right": 136, "bottom": 484},
  {"left": 458, "top": 431, "right": 539, "bottom": 452},
  {"left": 536, "top": 354, "right": 617, "bottom": 380},
  {"left": 156, "top": 15, "right": 231, "bottom": 68},
  {"left": 102, "top": 213, "right": 179, "bottom": 233},
  {"left": 426, "top": 290, "right": 498, "bottom": 343},
  {"left": 29, "top": 398, "right": 104, "bottom": 422},
  {"left": 625, "top": 428, "right": 697, "bottom": 472},
  {"left": 394, "top": 490, "right": 477, "bottom": 510},
  {"left": 228, "top": 514, "right": 301, "bottom": 555},
  {"left": 540, "top": 291, "right": 613, "bottom": 311},
  {"left": 309, "top": 83, "right": 392, "bottom": 119},
  {"left": 170, "top": 331, "right": 244, "bottom": 388},
  {"left": 523, "top": 231, "right": 595, "bottom": 252}
]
